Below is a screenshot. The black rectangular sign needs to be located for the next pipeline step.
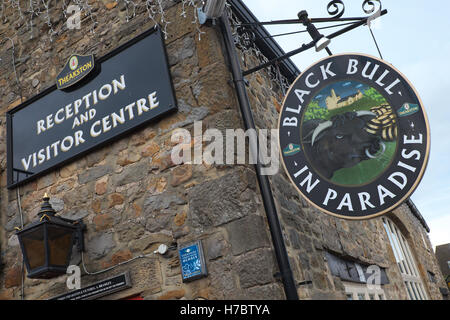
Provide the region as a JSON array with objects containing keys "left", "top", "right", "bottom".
[
  {"left": 7, "top": 27, "right": 177, "bottom": 188},
  {"left": 50, "top": 272, "right": 132, "bottom": 300}
]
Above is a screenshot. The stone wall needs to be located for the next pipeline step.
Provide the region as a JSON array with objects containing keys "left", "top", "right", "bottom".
[{"left": 0, "top": 1, "right": 285, "bottom": 300}]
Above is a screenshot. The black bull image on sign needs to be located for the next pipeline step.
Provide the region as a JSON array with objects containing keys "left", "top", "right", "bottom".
[{"left": 302, "top": 106, "right": 397, "bottom": 180}]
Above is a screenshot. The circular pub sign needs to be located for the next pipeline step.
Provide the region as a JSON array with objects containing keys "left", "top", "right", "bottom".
[{"left": 279, "top": 53, "right": 430, "bottom": 220}]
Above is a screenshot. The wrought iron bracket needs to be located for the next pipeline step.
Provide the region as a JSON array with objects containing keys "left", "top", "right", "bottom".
[
  {"left": 59, "top": 216, "right": 86, "bottom": 252},
  {"left": 235, "top": 0, "right": 382, "bottom": 27},
  {"left": 73, "top": 219, "right": 86, "bottom": 252},
  {"left": 241, "top": 8, "right": 387, "bottom": 76}
]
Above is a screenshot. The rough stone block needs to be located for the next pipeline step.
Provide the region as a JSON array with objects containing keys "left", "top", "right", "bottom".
[
  {"left": 173, "top": 211, "right": 187, "bottom": 227},
  {"left": 78, "top": 165, "right": 113, "bottom": 185},
  {"left": 95, "top": 176, "right": 108, "bottom": 195},
  {"left": 188, "top": 170, "right": 256, "bottom": 229},
  {"left": 226, "top": 215, "right": 269, "bottom": 256},
  {"left": 93, "top": 213, "right": 115, "bottom": 231},
  {"left": 157, "top": 288, "right": 185, "bottom": 300},
  {"left": 288, "top": 228, "right": 313, "bottom": 251},
  {"left": 244, "top": 283, "right": 285, "bottom": 300},
  {"left": 86, "top": 232, "right": 115, "bottom": 260},
  {"left": 108, "top": 193, "right": 124, "bottom": 207},
  {"left": 60, "top": 208, "right": 90, "bottom": 221},
  {"left": 4, "top": 214, "right": 21, "bottom": 232},
  {"left": 4, "top": 266, "right": 21, "bottom": 288},
  {"left": 110, "top": 249, "right": 132, "bottom": 265},
  {"left": 128, "top": 233, "right": 171, "bottom": 253},
  {"left": 170, "top": 164, "right": 192, "bottom": 187},
  {"left": 204, "top": 233, "right": 226, "bottom": 261},
  {"left": 112, "top": 161, "right": 148, "bottom": 186},
  {"left": 59, "top": 162, "right": 77, "bottom": 178},
  {"left": 167, "top": 36, "right": 195, "bottom": 66},
  {"left": 235, "top": 249, "right": 275, "bottom": 289},
  {"left": 143, "top": 192, "right": 186, "bottom": 212},
  {"left": 152, "top": 150, "right": 176, "bottom": 172},
  {"left": 37, "top": 172, "right": 56, "bottom": 190},
  {"left": 142, "top": 192, "right": 186, "bottom": 232},
  {"left": 141, "top": 142, "right": 160, "bottom": 158},
  {"left": 208, "top": 257, "right": 240, "bottom": 299},
  {"left": 49, "top": 197, "right": 64, "bottom": 212}
]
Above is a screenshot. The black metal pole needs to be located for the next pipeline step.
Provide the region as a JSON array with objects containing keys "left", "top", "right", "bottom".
[
  {"left": 243, "top": 9, "right": 388, "bottom": 76},
  {"left": 234, "top": 10, "right": 388, "bottom": 28},
  {"left": 243, "top": 41, "right": 314, "bottom": 76},
  {"left": 219, "top": 14, "right": 299, "bottom": 300},
  {"left": 236, "top": 15, "right": 366, "bottom": 27},
  {"left": 298, "top": 11, "right": 333, "bottom": 56}
]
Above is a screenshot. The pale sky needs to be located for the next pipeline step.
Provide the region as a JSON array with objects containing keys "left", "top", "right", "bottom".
[{"left": 243, "top": 0, "right": 450, "bottom": 249}]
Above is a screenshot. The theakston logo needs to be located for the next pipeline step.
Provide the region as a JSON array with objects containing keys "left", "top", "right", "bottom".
[
  {"left": 278, "top": 53, "right": 430, "bottom": 220},
  {"left": 57, "top": 54, "right": 95, "bottom": 90},
  {"left": 69, "top": 56, "right": 78, "bottom": 70}
]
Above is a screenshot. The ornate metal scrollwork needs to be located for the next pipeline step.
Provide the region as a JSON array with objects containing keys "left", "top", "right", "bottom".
[
  {"left": 235, "top": 27, "right": 256, "bottom": 50},
  {"left": 362, "top": 0, "right": 382, "bottom": 15},
  {"left": 326, "top": 0, "right": 382, "bottom": 18},
  {"left": 363, "top": 0, "right": 382, "bottom": 26},
  {"left": 327, "top": 0, "right": 345, "bottom": 19}
]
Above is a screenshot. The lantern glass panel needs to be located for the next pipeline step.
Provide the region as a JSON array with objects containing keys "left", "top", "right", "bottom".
[
  {"left": 21, "top": 227, "right": 45, "bottom": 269},
  {"left": 47, "top": 225, "right": 74, "bottom": 266}
]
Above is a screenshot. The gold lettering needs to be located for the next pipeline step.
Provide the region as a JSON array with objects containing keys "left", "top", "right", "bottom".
[{"left": 58, "top": 60, "right": 93, "bottom": 87}]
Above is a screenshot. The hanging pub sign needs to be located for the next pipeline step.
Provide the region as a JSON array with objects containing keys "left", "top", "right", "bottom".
[
  {"left": 279, "top": 53, "right": 430, "bottom": 220},
  {"left": 6, "top": 27, "right": 177, "bottom": 188}
]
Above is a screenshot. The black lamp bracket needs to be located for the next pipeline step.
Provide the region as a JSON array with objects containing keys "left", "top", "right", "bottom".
[
  {"left": 73, "top": 219, "right": 86, "bottom": 252},
  {"left": 59, "top": 217, "right": 86, "bottom": 252}
]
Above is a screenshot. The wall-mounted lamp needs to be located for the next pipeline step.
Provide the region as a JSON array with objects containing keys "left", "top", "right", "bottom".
[
  {"left": 16, "top": 193, "right": 85, "bottom": 279},
  {"left": 298, "top": 10, "right": 331, "bottom": 52}
]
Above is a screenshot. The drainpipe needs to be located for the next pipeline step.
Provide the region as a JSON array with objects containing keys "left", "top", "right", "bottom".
[{"left": 219, "top": 14, "right": 299, "bottom": 300}]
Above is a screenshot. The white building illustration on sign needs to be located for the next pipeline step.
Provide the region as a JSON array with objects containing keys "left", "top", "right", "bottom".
[{"left": 326, "top": 89, "right": 364, "bottom": 110}]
